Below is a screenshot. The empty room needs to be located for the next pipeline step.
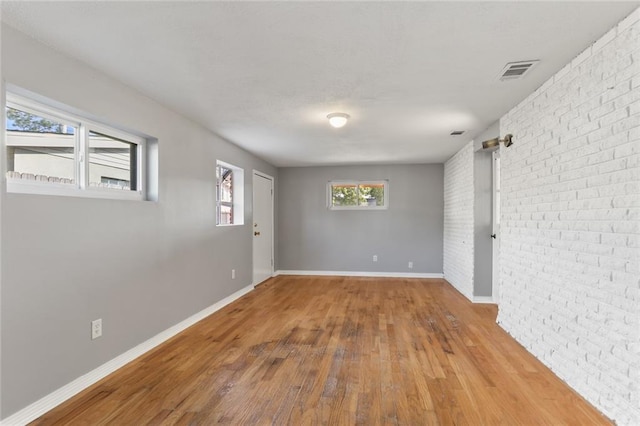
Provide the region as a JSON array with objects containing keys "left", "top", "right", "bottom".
[{"left": 0, "top": 1, "right": 638, "bottom": 425}]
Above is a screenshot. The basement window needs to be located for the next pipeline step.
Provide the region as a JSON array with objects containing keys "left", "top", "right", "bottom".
[
  {"left": 216, "top": 160, "right": 244, "bottom": 225},
  {"left": 328, "top": 180, "right": 388, "bottom": 210},
  {"left": 5, "top": 91, "right": 148, "bottom": 200}
]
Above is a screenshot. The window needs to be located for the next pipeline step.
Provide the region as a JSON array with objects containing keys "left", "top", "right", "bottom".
[
  {"left": 217, "top": 164, "right": 233, "bottom": 225},
  {"left": 216, "top": 161, "right": 244, "bottom": 225},
  {"left": 5, "top": 92, "right": 146, "bottom": 200},
  {"left": 89, "top": 131, "right": 137, "bottom": 190},
  {"left": 6, "top": 105, "right": 78, "bottom": 186},
  {"left": 328, "top": 180, "right": 388, "bottom": 210}
]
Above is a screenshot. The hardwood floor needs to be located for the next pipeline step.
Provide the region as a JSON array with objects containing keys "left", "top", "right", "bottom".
[{"left": 31, "top": 276, "right": 610, "bottom": 425}]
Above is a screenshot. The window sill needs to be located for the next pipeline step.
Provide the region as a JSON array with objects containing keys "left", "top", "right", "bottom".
[{"left": 328, "top": 206, "right": 388, "bottom": 211}]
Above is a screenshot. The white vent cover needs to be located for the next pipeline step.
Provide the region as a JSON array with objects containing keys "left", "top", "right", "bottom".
[{"left": 498, "top": 60, "right": 539, "bottom": 81}]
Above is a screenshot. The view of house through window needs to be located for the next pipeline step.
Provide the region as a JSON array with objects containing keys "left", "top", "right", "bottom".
[
  {"left": 88, "top": 131, "right": 136, "bottom": 190},
  {"left": 5, "top": 93, "right": 146, "bottom": 200},
  {"left": 6, "top": 106, "right": 78, "bottom": 184},
  {"left": 216, "top": 161, "right": 244, "bottom": 225},
  {"left": 217, "top": 164, "right": 234, "bottom": 225},
  {"left": 329, "top": 180, "right": 388, "bottom": 209}
]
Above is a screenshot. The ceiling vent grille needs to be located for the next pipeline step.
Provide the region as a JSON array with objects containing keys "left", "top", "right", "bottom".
[{"left": 498, "top": 60, "right": 539, "bottom": 81}]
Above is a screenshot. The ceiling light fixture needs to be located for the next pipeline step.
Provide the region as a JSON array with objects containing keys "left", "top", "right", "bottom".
[
  {"left": 482, "top": 134, "right": 514, "bottom": 149},
  {"left": 327, "top": 112, "right": 350, "bottom": 128}
]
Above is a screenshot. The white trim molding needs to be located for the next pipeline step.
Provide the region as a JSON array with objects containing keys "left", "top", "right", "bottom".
[
  {"left": 472, "top": 296, "right": 496, "bottom": 304},
  {"left": 1, "top": 284, "right": 254, "bottom": 426},
  {"left": 275, "top": 270, "right": 444, "bottom": 279}
]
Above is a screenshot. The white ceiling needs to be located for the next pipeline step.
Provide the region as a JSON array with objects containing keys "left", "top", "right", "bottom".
[{"left": 2, "top": 1, "right": 638, "bottom": 167}]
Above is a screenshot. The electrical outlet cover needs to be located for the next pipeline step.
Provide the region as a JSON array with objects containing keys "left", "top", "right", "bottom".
[{"left": 91, "top": 319, "right": 102, "bottom": 340}]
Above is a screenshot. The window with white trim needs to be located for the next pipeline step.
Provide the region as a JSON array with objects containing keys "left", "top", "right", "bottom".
[
  {"left": 216, "top": 161, "right": 244, "bottom": 225},
  {"left": 328, "top": 180, "right": 389, "bottom": 210},
  {"left": 5, "top": 92, "right": 146, "bottom": 200}
]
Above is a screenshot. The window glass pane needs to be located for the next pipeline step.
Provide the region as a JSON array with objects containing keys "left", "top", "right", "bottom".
[
  {"left": 329, "top": 180, "right": 388, "bottom": 210},
  {"left": 219, "top": 204, "right": 233, "bottom": 225},
  {"left": 359, "top": 183, "right": 385, "bottom": 207},
  {"left": 216, "top": 165, "right": 234, "bottom": 225},
  {"left": 331, "top": 184, "right": 358, "bottom": 206},
  {"left": 6, "top": 106, "right": 76, "bottom": 184},
  {"left": 88, "top": 131, "right": 136, "bottom": 190},
  {"left": 218, "top": 166, "right": 233, "bottom": 202}
]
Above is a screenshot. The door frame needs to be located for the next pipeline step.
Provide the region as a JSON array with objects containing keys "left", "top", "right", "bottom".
[
  {"left": 491, "top": 150, "right": 501, "bottom": 304},
  {"left": 252, "top": 170, "right": 275, "bottom": 286}
]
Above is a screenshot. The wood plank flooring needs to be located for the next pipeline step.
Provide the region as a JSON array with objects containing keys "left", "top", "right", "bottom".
[{"left": 31, "top": 276, "right": 610, "bottom": 425}]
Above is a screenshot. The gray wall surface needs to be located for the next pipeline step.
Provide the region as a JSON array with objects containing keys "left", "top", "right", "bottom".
[
  {"left": 473, "top": 122, "right": 498, "bottom": 297},
  {"left": 277, "top": 164, "right": 444, "bottom": 273},
  {"left": 1, "top": 25, "right": 277, "bottom": 418}
]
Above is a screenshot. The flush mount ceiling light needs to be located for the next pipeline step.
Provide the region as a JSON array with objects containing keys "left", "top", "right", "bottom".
[
  {"left": 327, "top": 112, "right": 350, "bottom": 128},
  {"left": 482, "top": 134, "right": 514, "bottom": 149}
]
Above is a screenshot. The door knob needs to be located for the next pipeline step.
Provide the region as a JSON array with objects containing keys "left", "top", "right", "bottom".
[
  {"left": 254, "top": 231, "right": 261, "bottom": 236},
  {"left": 491, "top": 234, "right": 496, "bottom": 239}
]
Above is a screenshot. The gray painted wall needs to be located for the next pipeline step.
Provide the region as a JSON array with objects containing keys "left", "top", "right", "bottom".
[
  {"left": 277, "top": 164, "right": 443, "bottom": 273},
  {"left": 1, "top": 25, "right": 277, "bottom": 418},
  {"left": 472, "top": 122, "right": 498, "bottom": 297}
]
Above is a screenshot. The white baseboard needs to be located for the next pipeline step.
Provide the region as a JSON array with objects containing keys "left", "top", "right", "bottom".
[
  {"left": 274, "top": 270, "right": 444, "bottom": 279},
  {"left": 1, "top": 284, "right": 254, "bottom": 426},
  {"left": 472, "top": 296, "right": 496, "bottom": 304}
]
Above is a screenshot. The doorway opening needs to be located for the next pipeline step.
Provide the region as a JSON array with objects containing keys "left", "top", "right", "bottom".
[{"left": 491, "top": 151, "right": 501, "bottom": 303}]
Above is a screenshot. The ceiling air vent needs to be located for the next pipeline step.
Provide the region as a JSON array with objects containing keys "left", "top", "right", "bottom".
[
  {"left": 450, "top": 130, "right": 465, "bottom": 136},
  {"left": 498, "top": 60, "right": 539, "bottom": 81}
]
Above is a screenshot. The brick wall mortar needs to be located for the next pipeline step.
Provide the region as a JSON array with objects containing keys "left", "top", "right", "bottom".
[
  {"left": 443, "top": 141, "right": 474, "bottom": 300},
  {"left": 497, "top": 9, "right": 640, "bottom": 425}
]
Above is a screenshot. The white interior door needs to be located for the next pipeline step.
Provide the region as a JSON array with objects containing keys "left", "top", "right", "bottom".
[
  {"left": 253, "top": 171, "right": 274, "bottom": 286},
  {"left": 492, "top": 151, "right": 501, "bottom": 303}
]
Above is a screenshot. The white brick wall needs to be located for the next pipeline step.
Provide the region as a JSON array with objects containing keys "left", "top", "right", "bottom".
[
  {"left": 497, "top": 8, "right": 640, "bottom": 425},
  {"left": 443, "top": 141, "right": 474, "bottom": 300}
]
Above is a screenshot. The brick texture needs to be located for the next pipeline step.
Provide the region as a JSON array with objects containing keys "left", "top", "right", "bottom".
[
  {"left": 497, "top": 9, "right": 640, "bottom": 425},
  {"left": 443, "top": 141, "right": 475, "bottom": 300}
]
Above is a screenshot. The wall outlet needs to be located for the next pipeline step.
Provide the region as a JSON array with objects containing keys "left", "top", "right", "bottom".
[
  {"left": 408, "top": 261, "right": 413, "bottom": 269},
  {"left": 231, "top": 269, "right": 236, "bottom": 279},
  {"left": 91, "top": 319, "right": 102, "bottom": 340},
  {"left": 373, "top": 255, "right": 378, "bottom": 262}
]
